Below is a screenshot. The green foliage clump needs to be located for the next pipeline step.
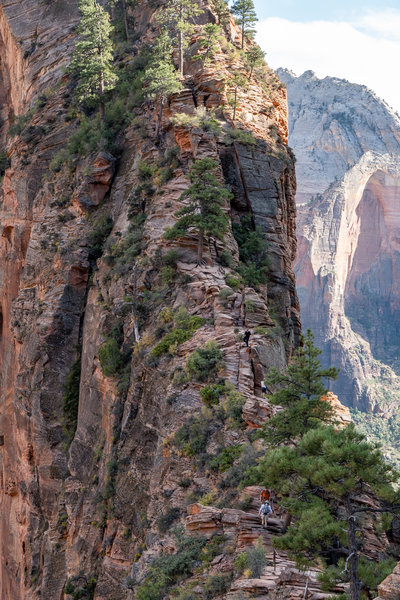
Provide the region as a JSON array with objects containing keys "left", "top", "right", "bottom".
[
  {"left": 152, "top": 307, "right": 205, "bottom": 357},
  {"left": 211, "top": 0, "right": 230, "bottom": 26},
  {"left": 157, "top": 507, "right": 181, "bottom": 533},
  {"left": 164, "top": 157, "right": 232, "bottom": 262},
  {"left": 171, "top": 107, "right": 221, "bottom": 135},
  {"left": 210, "top": 444, "right": 243, "bottom": 472},
  {"left": 88, "top": 215, "right": 113, "bottom": 259},
  {"left": 136, "top": 529, "right": 207, "bottom": 600},
  {"left": 261, "top": 329, "right": 338, "bottom": 445},
  {"left": 231, "top": 0, "right": 258, "bottom": 48},
  {"left": 98, "top": 338, "right": 124, "bottom": 377},
  {"left": 64, "top": 573, "right": 97, "bottom": 599},
  {"left": 194, "top": 24, "right": 223, "bottom": 68},
  {"left": 225, "top": 275, "right": 242, "bottom": 290},
  {"left": 174, "top": 415, "right": 213, "bottom": 457},
  {"left": 232, "top": 215, "right": 270, "bottom": 287},
  {"left": 62, "top": 355, "right": 81, "bottom": 447},
  {"left": 243, "top": 46, "right": 266, "bottom": 80},
  {"left": 202, "top": 574, "right": 232, "bottom": 599},
  {"left": 8, "top": 109, "right": 34, "bottom": 137},
  {"left": 186, "top": 341, "right": 225, "bottom": 382},
  {"left": 224, "top": 126, "right": 257, "bottom": 147},
  {"left": 200, "top": 384, "right": 225, "bottom": 407},
  {"left": 234, "top": 539, "right": 266, "bottom": 578},
  {"left": 69, "top": 0, "right": 117, "bottom": 114}
]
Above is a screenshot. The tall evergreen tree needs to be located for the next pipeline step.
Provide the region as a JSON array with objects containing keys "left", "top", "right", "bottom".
[
  {"left": 261, "top": 329, "right": 338, "bottom": 445},
  {"left": 227, "top": 72, "right": 247, "bottom": 120},
  {"left": 144, "top": 29, "right": 182, "bottom": 139},
  {"left": 247, "top": 425, "right": 400, "bottom": 600},
  {"left": 231, "top": 0, "right": 258, "bottom": 48},
  {"left": 164, "top": 158, "right": 232, "bottom": 262},
  {"left": 244, "top": 45, "right": 266, "bottom": 80},
  {"left": 70, "top": 0, "right": 117, "bottom": 121},
  {"left": 157, "top": 0, "right": 204, "bottom": 76},
  {"left": 193, "top": 24, "right": 223, "bottom": 69},
  {"left": 211, "top": 0, "right": 231, "bottom": 27}
]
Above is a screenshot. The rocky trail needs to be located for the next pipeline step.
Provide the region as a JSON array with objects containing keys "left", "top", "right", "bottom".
[{"left": 186, "top": 486, "right": 346, "bottom": 599}]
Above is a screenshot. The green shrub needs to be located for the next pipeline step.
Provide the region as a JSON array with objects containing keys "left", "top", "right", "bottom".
[
  {"left": 233, "top": 215, "right": 270, "bottom": 287},
  {"left": 136, "top": 530, "right": 207, "bottom": 600},
  {"left": 224, "top": 126, "right": 257, "bottom": 147},
  {"left": 219, "top": 249, "right": 235, "bottom": 268},
  {"left": 152, "top": 309, "right": 205, "bottom": 357},
  {"left": 138, "top": 160, "right": 156, "bottom": 180},
  {"left": 161, "top": 265, "right": 176, "bottom": 285},
  {"left": 200, "top": 384, "right": 224, "bottom": 407},
  {"left": 202, "top": 574, "right": 231, "bottom": 599},
  {"left": 157, "top": 507, "right": 181, "bottom": 533},
  {"left": 225, "top": 275, "right": 241, "bottom": 290},
  {"left": 174, "top": 417, "right": 212, "bottom": 456},
  {"left": 218, "top": 287, "right": 234, "bottom": 302},
  {"left": 234, "top": 539, "right": 266, "bottom": 578},
  {"left": 98, "top": 338, "right": 124, "bottom": 377},
  {"left": 88, "top": 216, "right": 113, "bottom": 259},
  {"left": 210, "top": 444, "right": 243, "bottom": 472},
  {"left": 224, "top": 388, "right": 246, "bottom": 429},
  {"left": 62, "top": 355, "right": 81, "bottom": 447},
  {"left": 186, "top": 341, "right": 224, "bottom": 382}
]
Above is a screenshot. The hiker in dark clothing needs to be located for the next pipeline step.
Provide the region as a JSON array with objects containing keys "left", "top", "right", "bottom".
[{"left": 243, "top": 330, "right": 251, "bottom": 347}]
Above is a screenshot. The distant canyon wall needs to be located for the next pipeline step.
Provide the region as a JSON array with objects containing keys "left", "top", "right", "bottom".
[{"left": 280, "top": 69, "right": 400, "bottom": 428}]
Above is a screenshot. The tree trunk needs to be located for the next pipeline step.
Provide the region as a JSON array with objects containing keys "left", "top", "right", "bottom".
[
  {"left": 241, "top": 18, "right": 245, "bottom": 48},
  {"left": 179, "top": 30, "right": 184, "bottom": 76},
  {"left": 121, "top": 0, "right": 129, "bottom": 41},
  {"left": 197, "top": 230, "right": 204, "bottom": 263},
  {"left": 99, "top": 100, "right": 105, "bottom": 123},
  {"left": 156, "top": 96, "right": 164, "bottom": 140},
  {"left": 346, "top": 498, "right": 360, "bottom": 600}
]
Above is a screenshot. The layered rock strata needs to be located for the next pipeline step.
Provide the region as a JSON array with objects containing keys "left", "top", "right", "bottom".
[{"left": 0, "top": 1, "right": 301, "bottom": 598}]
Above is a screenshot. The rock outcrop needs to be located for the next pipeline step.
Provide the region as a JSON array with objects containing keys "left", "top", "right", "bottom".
[
  {"left": 281, "top": 69, "right": 400, "bottom": 465},
  {"left": 0, "top": 1, "right": 301, "bottom": 598}
]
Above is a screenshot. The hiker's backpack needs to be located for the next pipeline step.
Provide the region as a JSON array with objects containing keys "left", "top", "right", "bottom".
[{"left": 262, "top": 502, "right": 272, "bottom": 515}]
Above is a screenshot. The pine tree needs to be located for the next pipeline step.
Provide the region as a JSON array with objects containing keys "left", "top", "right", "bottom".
[
  {"left": 244, "top": 46, "right": 265, "bottom": 80},
  {"left": 227, "top": 72, "right": 247, "bottom": 120},
  {"left": 70, "top": 0, "right": 117, "bottom": 121},
  {"left": 211, "top": 0, "right": 231, "bottom": 27},
  {"left": 157, "top": 0, "right": 204, "bottom": 76},
  {"left": 144, "top": 29, "right": 183, "bottom": 139},
  {"left": 231, "top": 0, "right": 258, "bottom": 48},
  {"left": 248, "top": 425, "right": 400, "bottom": 600},
  {"left": 164, "top": 158, "right": 232, "bottom": 262},
  {"left": 262, "top": 329, "right": 338, "bottom": 445},
  {"left": 193, "top": 24, "right": 223, "bottom": 69}
]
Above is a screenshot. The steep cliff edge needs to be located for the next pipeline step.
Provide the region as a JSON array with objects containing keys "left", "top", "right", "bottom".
[
  {"left": 0, "top": 1, "right": 302, "bottom": 598},
  {"left": 281, "top": 69, "right": 400, "bottom": 466}
]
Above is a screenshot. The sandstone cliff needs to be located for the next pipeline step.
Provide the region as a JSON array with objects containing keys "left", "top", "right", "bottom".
[
  {"left": 281, "top": 69, "right": 400, "bottom": 466},
  {"left": 0, "top": 1, "right": 305, "bottom": 598}
]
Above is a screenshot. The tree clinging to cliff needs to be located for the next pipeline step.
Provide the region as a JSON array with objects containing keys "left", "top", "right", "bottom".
[
  {"left": 164, "top": 158, "right": 232, "bottom": 263},
  {"left": 70, "top": 0, "right": 117, "bottom": 121},
  {"left": 231, "top": 0, "right": 258, "bottom": 48},
  {"left": 144, "top": 29, "right": 182, "bottom": 139},
  {"left": 157, "top": 0, "right": 204, "bottom": 76}
]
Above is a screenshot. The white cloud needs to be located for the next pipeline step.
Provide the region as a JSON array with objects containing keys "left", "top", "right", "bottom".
[{"left": 256, "top": 12, "right": 400, "bottom": 113}]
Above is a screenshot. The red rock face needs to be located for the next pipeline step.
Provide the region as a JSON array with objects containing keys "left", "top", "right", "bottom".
[{"left": 0, "top": 1, "right": 302, "bottom": 599}]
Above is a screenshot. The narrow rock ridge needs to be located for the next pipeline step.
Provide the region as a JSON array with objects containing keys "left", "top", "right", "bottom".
[{"left": 0, "top": 1, "right": 302, "bottom": 598}]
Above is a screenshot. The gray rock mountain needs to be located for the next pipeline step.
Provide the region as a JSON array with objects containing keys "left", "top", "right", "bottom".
[{"left": 280, "top": 69, "right": 400, "bottom": 465}]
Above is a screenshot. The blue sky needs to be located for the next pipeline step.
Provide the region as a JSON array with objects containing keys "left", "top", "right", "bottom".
[
  {"left": 253, "top": 0, "right": 400, "bottom": 22},
  {"left": 252, "top": 1, "right": 400, "bottom": 112}
]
